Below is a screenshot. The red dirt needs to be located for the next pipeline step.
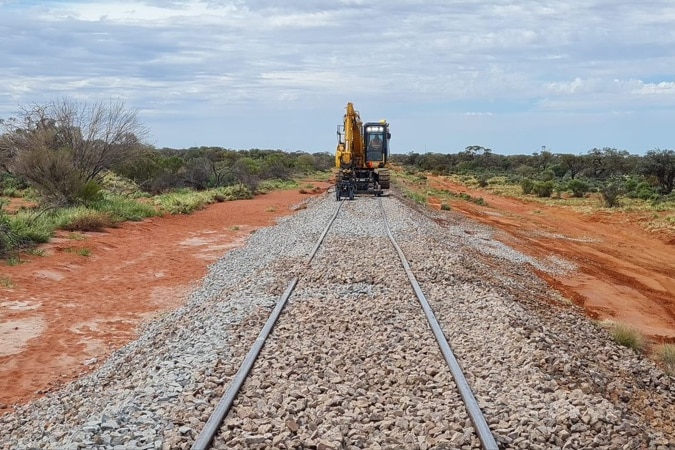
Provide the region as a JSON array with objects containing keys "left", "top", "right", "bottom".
[
  {"left": 422, "top": 176, "right": 675, "bottom": 345},
  {"left": 0, "top": 185, "right": 329, "bottom": 411}
]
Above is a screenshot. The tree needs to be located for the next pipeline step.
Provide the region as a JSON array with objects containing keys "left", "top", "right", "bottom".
[
  {"left": 1, "top": 98, "right": 148, "bottom": 204},
  {"left": 232, "top": 157, "right": 261, "bottom": 191},
  {"left": 585, "top": 147, "right": 631, "bottom": 179},
  {"left": 642, "top": 149, "right": 675, "bottom": 194},
  {"left": 560, "top": 154, "right": 585, "bottom": 179},
  {"left": 532, "top": 150, "right": 554, "bottom": 171}
]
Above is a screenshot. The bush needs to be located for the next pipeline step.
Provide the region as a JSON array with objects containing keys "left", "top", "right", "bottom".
[
  {"left": 521, "top": 178, "right": 534, "bottom": 195},
  {"left": 91, "top": 196, "right": 157, "bottom": 222},
  {"left": 477, "top": 174, "right": 490, "bottom": 187},
  {"left": 216, "top": 184, "right": 254, "bottom": 201},
  {"left": 154, "top": 190, "right": 213, "bottom": 215},
  {"left": 533, "top": 180, "right": 554, "bottom": 197},
  {"left": 601, "top": 182, "right": 624, "bottom": 207},
  {"left": 540, "top": 170, "right": 555, "bottom": 182},
  {"left": 567, "top": 179, "right": 590, "bottom": 198},
  {"left": 440, "top": 203, "right": 451, "bottom": 211},
  {"left": 62, "top": 208, "right": 115, "bottom": 232},
  {"left": 257, "top": 179, "right": 298, "bottom": 193},
  {"left": 76, "top": 180, "right": 104, "bottom": 205}
]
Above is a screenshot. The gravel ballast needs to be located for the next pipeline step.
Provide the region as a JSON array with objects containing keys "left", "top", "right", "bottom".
[{"left": 1, "top": 192, "right": 673, "bottom": 450}]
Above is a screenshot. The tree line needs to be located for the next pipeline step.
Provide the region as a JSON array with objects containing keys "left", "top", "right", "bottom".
[
  {"left": 391, "top": 145, "right": 675, "bottom": 198},
  {"left": 0, "top": 99, "right": 333, "bottom": 205},
  {"left": 1, "top": 98, "right": 674, "bottom": 207}
]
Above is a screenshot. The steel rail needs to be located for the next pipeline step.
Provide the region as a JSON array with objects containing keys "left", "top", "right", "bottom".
[
  {"left": 378, "top": 197, "right": 499, "bottom": 450},
  {"left": 191, "top": 200, "right": 344, "bottom": 450}
]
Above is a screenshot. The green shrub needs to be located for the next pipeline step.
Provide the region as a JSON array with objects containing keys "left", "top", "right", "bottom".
[
  {"left": 601, "top": 182, "right": 624, "bottom": 208},
  {"left": 100, "top": 171, "right": 144, "bottom": 197},
  {"left": 5, "top": 211, "right": 54, "bottom": 244},
  {"left": 540, "top": 170, "right": 555, "bottom": 182},
  {"left": 62, "top": 208, "right": 115, "bottom": 232},
  {"left": 521, "top": 178, "right": 534, "bottom": 195},
  {"left": 257, "top": 179, "right": 298, "bottom": 193},
  {"left": 440, "top": 203, "right": 451, "bottom": 211},
  {"left": 155, "top": 190, "right": 212, "bottom": 214},
  {"left": 76, "top": 180, "right": 103, "bottom": 205},
  {"left": 216, "top": 184, "right": 254, "bottom": 201},
  {"left": 567, "top": 179, "right": 590, "bottom": 198},
  {"left": 91, "top": 196, "right": 157, "bottom": 222},
  {"left": 533, "top": 180, "right": 554, "bottom": 197},
  {"left": 477, "top": 174, "right": 490, "bottom": 187}
]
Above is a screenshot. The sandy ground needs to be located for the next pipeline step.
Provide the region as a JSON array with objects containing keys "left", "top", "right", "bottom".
[{"left": 1, "top": 178, "right": 674, "bottom": 412}]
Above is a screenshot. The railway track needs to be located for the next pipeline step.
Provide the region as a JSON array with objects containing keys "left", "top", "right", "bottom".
[{"left": 192, "top": 196, "right": 498, "bottom": 450}]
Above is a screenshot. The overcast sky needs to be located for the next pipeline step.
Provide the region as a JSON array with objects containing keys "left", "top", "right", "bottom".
[{"left": 1, "top": 0, "right": 674, "bottom": 155}]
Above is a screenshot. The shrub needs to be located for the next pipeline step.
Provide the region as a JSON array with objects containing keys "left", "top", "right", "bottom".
[
  {"left": 567, "top": 179, "right": 590, "bottom": 198},
  {"left": 62, "top": 208, "right": 115, "bottom": 232},
  {"left": 477, "top": 174, "right": 490, "bottom": 187},
  {"left": 540, "top": 170, "right": 555, "bottom": 182},
  {"left": 155, "top": 190, "right": 212, "bottom": 215},
  {"left": 601, "top": 182, "right": 624, "bottom": 207},
  {"left": 257, "top": 179, "right": 298, "bottom": 193},
  {"left": 533, "top": 180, "right": 554, "bottom": 197},
  {"left": 76, "top": 180, "right": 104, "bottom": 205},
  {"left": 440, "top": 203, "right": 451, "bottom": 211},
  {"left": 521, "top": 178, "right": 535, "bottom": 195},
  {"left": 0, "top": 210, "right": 30, "bottom": 257},
  {"left": 91, "top": 196, "right": 157, "bottom": 222},
  {"left": 217, "top": 184, "right": 254, "bottom": 201}
]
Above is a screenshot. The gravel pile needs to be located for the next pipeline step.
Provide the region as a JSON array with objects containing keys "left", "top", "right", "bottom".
[{"left": 1, "top": 192, "right": 673, "bottom": 450}]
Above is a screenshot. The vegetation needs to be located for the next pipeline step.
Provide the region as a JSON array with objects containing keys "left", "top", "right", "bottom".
[
  {"left": 0, "top": 97, "right": 336, "bottom": 257},
  {"left": 390, "top": 145, "right": 675, "bottom": 225},
  {"left": 603, "top": 321, "right": 645, "bottom": 352},
  {"left": 657, "top": 344, "right": 675, "bottom": 375},
  {"left": 0, "top": 276, "right": 14, "bottom": 288}
]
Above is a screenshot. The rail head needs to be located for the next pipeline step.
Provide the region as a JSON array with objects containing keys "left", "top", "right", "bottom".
[
  {"left": 191, "top": 200, "right": 344, "bottom": 450},
  {"left": 378, "top": 197, "right": 498, "bottom": 450}
]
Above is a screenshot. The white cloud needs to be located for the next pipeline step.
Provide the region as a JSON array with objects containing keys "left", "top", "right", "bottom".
[{"left": 1, "top": 0, "right": 674, "bottom": 153}]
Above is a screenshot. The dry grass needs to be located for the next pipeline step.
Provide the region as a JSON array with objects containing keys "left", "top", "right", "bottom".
[
  {"left": 656, "top": 344, "right": 675, "bottom": 375},
  {"left": 601, "top": 320, "right": 645, "bottom": 352}
]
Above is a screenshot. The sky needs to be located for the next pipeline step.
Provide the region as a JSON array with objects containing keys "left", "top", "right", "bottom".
[{"left": 1, "top": 1, "right": 674, "bottom": 155}]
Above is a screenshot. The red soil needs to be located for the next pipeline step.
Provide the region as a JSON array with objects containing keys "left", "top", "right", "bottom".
[{"left": 0, "top": 185, "right": 329, "bottom": 412}]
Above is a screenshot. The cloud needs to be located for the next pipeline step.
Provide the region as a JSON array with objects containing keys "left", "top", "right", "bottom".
[{"left": 1, "top": 0, "right": 674, "bottom": 153}]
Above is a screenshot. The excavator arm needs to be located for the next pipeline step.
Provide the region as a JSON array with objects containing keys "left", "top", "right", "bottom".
[{"left": 335, "top": 102, "right": 364, "bottom": 169}]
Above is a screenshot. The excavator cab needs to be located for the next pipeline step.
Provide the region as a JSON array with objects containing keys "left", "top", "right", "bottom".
[{"left": 363, "top": 122, "right": 390, "bottom": 169}]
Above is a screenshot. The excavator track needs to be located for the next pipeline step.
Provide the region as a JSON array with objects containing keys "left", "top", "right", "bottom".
[{"left": 377, "top": 169, "right": 390, "bottom": 189}]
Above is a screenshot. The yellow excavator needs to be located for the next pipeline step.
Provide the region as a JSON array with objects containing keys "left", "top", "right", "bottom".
[{"left": 334, "top": 102, "right": 391, "bottom": 200}]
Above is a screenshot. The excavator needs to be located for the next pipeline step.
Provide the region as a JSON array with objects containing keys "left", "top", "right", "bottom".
[{"left": 334, "top": 102, "right": 390, "bottom": 200}]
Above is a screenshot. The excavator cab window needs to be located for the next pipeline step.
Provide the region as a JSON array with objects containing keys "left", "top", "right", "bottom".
[
  {"left": 364, "top": 124, "right": 387, "bottom": 164},
  {"left": 366, "top": 135, "right": 383, "bottom": 162}
]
